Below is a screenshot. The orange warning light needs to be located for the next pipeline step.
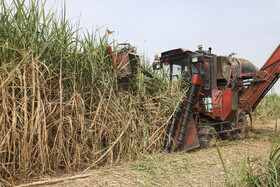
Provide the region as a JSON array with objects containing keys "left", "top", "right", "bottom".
[{"left": 205, "top": 62, "right": 209, "bottom": 68}]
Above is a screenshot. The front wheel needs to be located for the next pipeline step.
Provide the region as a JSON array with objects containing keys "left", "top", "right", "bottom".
[{"left": 198, "top": 125, "right": 217, "bottom": 148}]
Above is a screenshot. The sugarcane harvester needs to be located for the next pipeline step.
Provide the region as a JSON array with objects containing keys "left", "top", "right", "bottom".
[
  {"left": 109, "top": 43, "right": 153, "bottom": 78},
  {"left": 152, "top": 44, "right": 280, "bottom": 152}
]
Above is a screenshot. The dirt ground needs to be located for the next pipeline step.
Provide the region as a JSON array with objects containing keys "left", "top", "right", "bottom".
[{"left": 17, "top": 120, "right": 277, "bottom": 187}]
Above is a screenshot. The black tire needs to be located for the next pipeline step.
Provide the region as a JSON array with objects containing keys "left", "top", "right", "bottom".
[
  {"left": 234, "top": 112, "right": 249, "bottom": 140},
  {"left": 198, "top": 125, "right": 217, "bottom": 148},
  {"left": 220, "top": 121, "right": 236, "bottom": 141}
]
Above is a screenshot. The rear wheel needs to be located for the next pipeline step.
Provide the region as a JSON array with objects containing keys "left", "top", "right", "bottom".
[
  {"left": 234, "top": 112, "right": 249, "bottom": 140},
  {"left": 198, "top": 125, "right": 217, "bottom": 148}
]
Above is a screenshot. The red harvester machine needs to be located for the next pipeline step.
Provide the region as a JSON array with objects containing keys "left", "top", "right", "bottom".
[
  {"left": 109, "top": 43, "right": 153, "bottom": 79},
  {"left": 152, "top": 44, "right": 280, "bottom": 152}
]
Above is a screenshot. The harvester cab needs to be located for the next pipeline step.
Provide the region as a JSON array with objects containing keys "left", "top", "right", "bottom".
[
  {"left": 109, "top": 43, "right": 153, "bottom": 79},
  {"left": 153, "top": 44, "right": 280, "bottom": 153}
]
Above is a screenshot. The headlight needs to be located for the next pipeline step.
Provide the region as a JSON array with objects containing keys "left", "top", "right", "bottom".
[
  {"left": 153, "top": 62, "right": 161, "bottom": 70},
  {"left": 192, "top": 57, "right": 198, "bottom": 62}
]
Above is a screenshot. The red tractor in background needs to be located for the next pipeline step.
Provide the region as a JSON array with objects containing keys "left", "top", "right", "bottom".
[
  {"left": 109, "top": 43, "right": 152, "bottom": 79},
  {"left": 152, "top": 44, "right": 280, "bottom": 152}
]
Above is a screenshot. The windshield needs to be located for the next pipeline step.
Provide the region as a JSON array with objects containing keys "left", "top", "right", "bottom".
[
  {"left": 170, "top": 58, "right": 191, "bottom": 81},
  {"left": 160, "top": 57, "right": 192, "bottom": 82},
  {"left": 163, "top": 63, "right": 170, "bottom": 74},
  {"left": 172, "top": 64, "right": 181, "bottom": 80}
]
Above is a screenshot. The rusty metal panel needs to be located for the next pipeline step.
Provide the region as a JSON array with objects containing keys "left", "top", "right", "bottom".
[
  {"left": 222, "top": 90, "right": 232, "bottom": 120},
  {"left": 211, "top": 89, "right": 237, "bottom": 121},
  {"left": 211, "top": 89, "right": 223, "bottom": 119},
  {"left": 231, "top": 91, "right": 238, "bottom": 110},
  {"left": 216, "top": 56, "right": 231, "bottom": 81},
  {"left": 212, "top": 56, "right": 217, "bottom": 88},
  {"left": 212, "top": 89, "right": 223, "bottom": 106}
]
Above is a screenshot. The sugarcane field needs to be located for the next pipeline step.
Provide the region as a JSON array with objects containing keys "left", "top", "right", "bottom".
[{"left": 1, "top": 0, "right": 280, "bottom": 186}]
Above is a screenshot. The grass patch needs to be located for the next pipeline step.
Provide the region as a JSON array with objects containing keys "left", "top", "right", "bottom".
[
  {"left": 217, "top": 122, "right": 280, "bottom": 186},
  {"left": 237, "top": 122, "right": 280, "bottom": 186},
  {"left": 254, "top": 94, "right": 280, "bottom": 123}
]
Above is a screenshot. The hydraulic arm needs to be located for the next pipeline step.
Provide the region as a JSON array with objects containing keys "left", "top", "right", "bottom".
[{"left": 240, "top": 44, "right": 280, "bottom": 111}]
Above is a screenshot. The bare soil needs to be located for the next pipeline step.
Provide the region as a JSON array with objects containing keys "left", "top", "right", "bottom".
[{"left": 17, "top": 120, "right": 277, "bottom": 187}]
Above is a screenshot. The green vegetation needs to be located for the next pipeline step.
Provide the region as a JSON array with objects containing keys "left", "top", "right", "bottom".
[
  {"left": 0, "top": 0, "right": 182, "bottom": 185},
  {"left": 254, "top": 94, "right": 280, "bottom": 123}
]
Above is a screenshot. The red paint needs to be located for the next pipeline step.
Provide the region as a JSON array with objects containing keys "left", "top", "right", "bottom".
[
  {"left": 191, "top": 74, "right": 202, "bottom": 85},
  {"left": 108, "top": 46, "right": 119, "bottom": 77},
  {"left": 209, "top": 89, "right": 237, "bottom": 121},
  {"left": 222, "top": 90, "right": 237, "bottom": 121}
]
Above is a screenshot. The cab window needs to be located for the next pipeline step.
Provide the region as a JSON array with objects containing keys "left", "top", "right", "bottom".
[{"left": 172, "top": 64, "right": 182, "bottom": 80}]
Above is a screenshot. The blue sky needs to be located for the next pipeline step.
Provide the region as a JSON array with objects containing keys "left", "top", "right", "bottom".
[{"left": 8, "top": 0, "right": 280, "bottom": 93}]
